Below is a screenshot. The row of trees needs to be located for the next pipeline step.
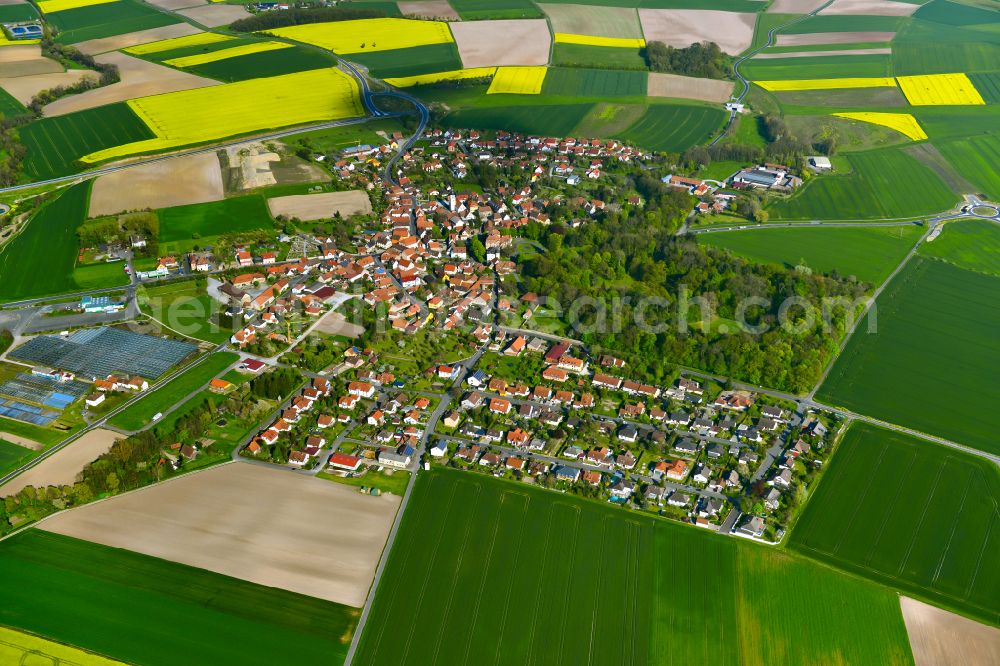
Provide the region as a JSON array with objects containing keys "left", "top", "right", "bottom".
[{"left": 230, "top": 6, "right": 384, "bottom": 32}]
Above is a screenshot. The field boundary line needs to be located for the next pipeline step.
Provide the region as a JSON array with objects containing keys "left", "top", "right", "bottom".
[
  {"left": 586, "top": 515, "right": 611, "bottom": 666},
  {"left": 491, "top": 494, "right": 532, "bottom": 666},
  {"left": 896, "top": 460, "right": 947, "bottom": 577},
  {"left": 864, "top": 449, "right": 916, "bottom": 567},
  {"left": 525, "top": 500, "right": 557, "bottom": 666},
  {"left": 964, "top": 503, "right": 996, "bottom": 599},
  {"left": 627, "top": 521, "right": 641, "bottom": 666},
  {"left": 930, "top": 468, "right": 973, "bottom": 588},
  {"left": 830, "top": 441, "right": 890, "bottom": 555}
]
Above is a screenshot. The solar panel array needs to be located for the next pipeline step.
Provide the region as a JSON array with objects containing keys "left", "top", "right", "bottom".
[
  {"left": 10, "top": 328, "right": 197, "bottom": 380},
  {"left": 0, "top": 399, "right": 58, "bottom": 426}
]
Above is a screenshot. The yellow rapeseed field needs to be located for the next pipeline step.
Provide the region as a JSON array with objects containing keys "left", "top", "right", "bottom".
[
  {"left": 82, "top": 68, "right": 363, "bottom": 163},
  {"left": 0, "top": 626, "right": 124, "bottom": 665},
  {"left": 266, "top": 18, "right": 454, "bottom": 54},
  {"left": 0, "top": 36, "right": 39, "bottom": 46},
  {"left": 896, "top": 73, "right": 984, "bottom": 106},
  {"left": 487, "top": 66, "right": 547, "bottom": 95},
  {"left": 386, "top": 67, "right": 496, "bottom": 88},
  {"left": 37, "top": 0, "right": 117, "bottom": 13},
  {"left": 553, "top": 33, "right": 645, "bottom": 49},
  {"left": 125, "top": 32, "right": 234, "bottom": 55},
  {"left": 834, "top": 112, "right": 928, "bottom": 141},
  {"left": 164, "top": 41, "right": 292, "bottom": 68},
  {"left": 755, "top": 77, "right": 897, "bottom": 91}
]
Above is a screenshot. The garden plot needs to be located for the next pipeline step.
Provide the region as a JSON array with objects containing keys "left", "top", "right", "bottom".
[
  {"left": 648, "top": 72, "right": 734, "bottom": 103},
  {"left": 176, "top": 3, "right": 250, "bottom": 27},
  {"left": 540, "top": 3, "right": 644, "bottom": 39},
  {"left": 398, "top": 0, "right": 460, "bottom": 20},
  {"left": 819, "top": 0, "right": 921, "bottom": 16},
  {"left": 638, "top": 9, "right": 756, "bottom": 55},
  {"left": 0, "top": 70, "right": 93, "bottom": 104},
  {"left": 776, "top": 30, "right": 896, "bottom": 46},
  {"left": 450, "top": 19, "right": 551, "bottom": 67},
  {"left": 0, "top": 428, "right": 120, "bottom": 496},
  {"left": 89, "top": 152, "right": 224, "bottom": 216},
  {"left": 267, "top": 190, "right": 372, "bottom": 221},
  {"left": 40, "top": 462, "right": 402, "bottom": 607},
  {"left": 74, "top": 22, "right": 200, "bottom": 54},
  {"left": 44, "top": 51, "right": 218, "bottom": 116}
]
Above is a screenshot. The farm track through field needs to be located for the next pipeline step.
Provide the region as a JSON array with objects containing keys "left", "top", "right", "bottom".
[
  {"left": 525, "top": 502, "right": 557, "bottom": 666},
  {"left": 932, "top": 476, "right": 973, "bottom": 587},
  {"left": 896, "top": 462, "right": 946, "bottom": 578},
  {"left": 965, "top": 508, "right": 996, "bottom": 598},
  {"left": 490, "top": 494, "right": 531, "bottom": 666},
  {"left": 864, "top": 450, "right": 916, "bottom": 567},
  {"left": 830, "top": 441, "right": 888, "bottom": 555}
]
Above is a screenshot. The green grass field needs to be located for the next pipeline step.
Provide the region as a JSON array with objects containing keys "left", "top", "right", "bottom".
[
  {"left": 699, "top": 224, "right": 923, "bottom": 284},
  {"left": 108, "top": 352, "right": 238, "bottom": 431},
  {"left": 0, "top": 439, "right": 35, "bottom": 478},
  {"left": 354, "top": 468, "right": 914, "bottom": 665},
  {"left": 919, "top": 219, "right": 1000, "bottom": 277},
  {"left": 914, "top": 0, "right": 1000, "bottom": 26},
  {"left": 791, "top": 422, "right": 1000, "bottom": 626},
  {"left": 551, "top": 42, "right": 647, "bottom": 69},
  {"left": 968, "top": 72, "right": 1000, "bottom": 103},
  {"left": 159, "top": 195, "right": 272, "bottom": 244},
  {"left": 540, "top": 2, "right": 644, "bottom": 38},
  {"left": 442, "top": 103, "right": 595, "bottom": 137},
  {"left": 539, "top": 0, "right": 766, "bottom": 8},
  {"left": 770, "top": 148, "right": 958, "bottom": 220},
  {"left": 575, "top": 102, "right": 647, "bottom": 136},
  {"left": 0, "top": 416, "right": 69, "bottom": 447},
  {"left": 0, "top": 530, "right": 358, "bottom": 666},
  {"left": 542, "top": 67, "right": 648, "bottom": 97},
  {"left": 0, "top": 85, "right": 28, "bottom": 118},
  {"left": 817, "top": 257, "right": 1000, "bottom": 455},
  {"left": 936, "top": 133, "right": 1000, "bottom": 200},
  {"left": 346, "top": 42, "right": 463, "bottom": 79},
  {"left": 181, "top": 46, "right": 338, "bottom": 82},
  {"left": 20, "top": 102, "right": 155, "bottom": 179},
  {"left": 745, "top": 54, "right": 892, "bottom": 80},
  {"left": 0, "top": 2, "right": 38, "bottom": 21},
  {"left": 72, "top": 261, "right": 130, "bottom": 291},
  {"left": 774, "top": 86, "right": 908, "bottom": 109},
  {"left": 615, "top": 103, "right": 726, "bottom": 153},
  {"left": 317, "top": 468, "right": 410, "bottom": 495},
  {"left": 48, "top": 0, "right": 180, "bottom": 44},
  {"left": 891, "top": 17, "right": 1000, "bottom": 75},
  {"left": 140, "top": 280, "right": 234, "bottom": 344},
  {"left": 448, "top": 0, "right": 542, "bottom": 19},
  {"left": 782, "top": 14, "right": 904, "bottom": 34}
]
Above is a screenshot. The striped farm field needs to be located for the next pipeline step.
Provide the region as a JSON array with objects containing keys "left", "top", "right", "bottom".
[
  {"left": 385, "top": 67, "right": 496, "bottom": 88},
  {"left": 81, "top": 68, "right": 363, "bottom": 163},
  {"left": 755, "top": 77, "right": 896, "bottom": 91},
  {"left": 541, "top": 2, "right": 644, "bottom": 39},
  {"left": 442, "top": 104, "right": 594, "bottom": 136},
  {"left": 553, "top": 33, "right": 645, "bottom": 48},
  {"left": 180, "top": 46, "right": 338, "bottom": 83},
  {"left": 125, "top": 31, "right": 234, "bottom": 55},
  {"left": 37, "top": 0, "right": 116, "bottom": 13},
  {"left": 163, "top": 41, "right": 291, "bottom": 68},
  {"left": 896, "top": 73, "right": 985, "bottom": 106},
  {"left": 919, "top": 218, "right": 1000, "bottom": 278},
  {"left": 791, "top": 422, "right": 1000, "bottom": 625},
  {"left": 487, "top": 66, "right": 547, "bottom": 94},
  {"left": 354, "top": 469, "right": 914, "bottom": 665},
  {"left": 265, "top": 17, "right": 453, "bottom": 54},
  {"left": 936, "top": 133, "right": 1000, "bottom": 200},
  {"left": 744, "top": 54, "right": 893, "bottom": 80},
  {"left": 615, "top": 103, "right": 726, "bottom": 153},
  {"left": 833, "top": 112, "right": 927, "bottom": 140},
  {"left": 541, "top": 67, "right": 647, "bottom": 97},
  {"left": 47, "top": 0, "right": 180, "bottom": 44},
  {"left": 968, "top": 72, "right": 1000, "bottom": 103}
]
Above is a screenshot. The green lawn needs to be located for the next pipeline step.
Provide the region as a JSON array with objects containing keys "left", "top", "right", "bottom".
[
  {"left": 699, "top": 224, "right": 923, "bottom": 284},
  {"left": 770, "top": 148, "right": 958, "bottom": 220},
  {"left": 0, "top": 530, "right": 358, "bottom": 666},
  {"left": 140, "top": 280, "right": 235, "bottom": 344},
  {"left": 71, "top": 261, "right": 130, "bottom": 291},
  {"left": 317, "top": 468, "right": 410, "bottom": 496},
  {"left": 158, "top": 195, "right": 274, "bottom": 254},
  {"left": 817, "top": 257, "right": 1000, "bottom": 456},
  {"left": 108, "top": 352, "right": 239, "bottom": 431},
  {"left": 48, "top": 0, "right": 180, "bottom": 44},
  {"left": 354, "top": 468, "right": 914, "bottom": 665},
  {"left": 791, "top": 422, "right": 1000, "bottom": 626},
  {"left": 919, "top": 218, "right": 1000, "bottom": 277}
]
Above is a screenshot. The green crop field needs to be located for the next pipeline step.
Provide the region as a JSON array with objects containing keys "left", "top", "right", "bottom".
[
  {"left": 919, "top": 219, "right": 1000, "bottom": 277},
  {"left": 108, "top": 352, "right": 238, "bottom": 431},
  {"left": 354, "top": 468, "right": 913, "bottom": 665},
  {"left": 0, "top": 439, "right": 35, "bottom": 478},
  {"left": 48, "top": 0, "right": 180, "bottom": 44},
  {"left": 615, "top": 103, "right": 726, "bottom": 153},
  {"left": 542, "top": 67, "right": 648, "bottom": 97},
  {"left": 346, "top": 43, "right": 463, "bottom": 79},
  {"left": 914, "top": 0, "right": 1000, "bottom": 26},
  {"left": 448, "top": 0, "right": 542, "bottom": 19},
  {"left": 699, "top": 224, "right": 923, "bottom": 284},
  {"left": 0, "top": 530, "right": 358, "bottom": 666},
  {"left": 540, "top": 3, "right": 644, "bottom": 38},
  {"left": 770, "top": 148, "right": 958, "bottom": 220},
  {"left": 936, "top": 133, "right": 1000, "bottom": 200},
  {"left": 0, "top": 2, "right": 37, "bottom": 21},
  {"left": 968, "top": 72, "right": 1000, "bottom": 103},
  {"left": 774, "top": 86, "right": 908, "bottom": 109},
  {"left": 0, "top": 85, "right": 27, "bottom": 119},
  {"left": 140, "top": 280, "right": 234, "bottom": 344},
  {"left": 551, "top": 42, "right": 647, "bottom": 69},
  {"left": 20, "top": 102, "right": 155, "bottom": 179},
  {"left": 183, "top": 46, "right": 338, "bottom": 82},
  {"left": 817, "top": 257, "right": 1000, "bottom": 455},
  {"left": 442, "top": 103, "right": 595, "bottom": 137},
  {"left": 575, "top": 102, "right": 647, "bottom": 136},
  {"left": 72, "top": 261, "right": 130, "bottom": 291},
  {"left": 158, "top": 195, "right": 274, "bottom": 253},
  {"left": 781, "top": 14, "right": 904, "bottom": 34},
  {"left": 791, "top": 422, "right": 1000, "bottom": 626},
  {"left": 892, "top": 18, "right": 1000, "bottom": 75},
  {"left": 539, "top": 0, "right": 766, "bottom": 9},
  {"left": 745, "top": 54, "right": 892, "bottom": 81}
]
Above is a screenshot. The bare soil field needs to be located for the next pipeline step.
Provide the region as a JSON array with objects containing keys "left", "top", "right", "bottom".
[
  {"left": 0, "top": 433, "right": 41, "bottom": 450},
  {"left": 901, "top": 597, "right": 1000, "bottom": 666},
  {"left": 268, "top": 190, "right": 372, "bottom": 220},
  {"left": 638, "top": 9, "right": 756, "bottom": 55},
  {"left": 648, "top": 72, "right": 734, "bottom": 102},
  {"left": 147, "top": 0, "right": 205, "bottom": 10},
  {"left": 540, "top": 3, "right": 644, "bottom": 39},
  {"left": 819, "top": 0, "right": 920, "bottom": 16},
  {"left": 39, "top": 462, "right": 402, "bottom": 607},
  {"left": 176, "top": 4, "right": 251, "bottom": 27},
  {"left": 398, "top": 0, "right": 460, "bottom": 20},
  {"left": 0, "top": 70, "right": 94, "bottom": 105},
  {"left": 75, "top": 23, "right": 201, "bottom": 55},
  {"left": 767, "top": 0, "right": 828, "bottom": 13},
  {"left": 756, "top": 47, "right": 891, "bottom": 58},
  {"left": 776, "top": 31, "right": 896, "bottom": 46},
  {"left": 0, "top": 44, "right": 44, "bottom": 63},
  {"left": 44, "top": 52, "right": 218, "bottom": 117},
  {"left": 0, "top": 46, "right": 64, "bottom": 78},
  {"left": 451, "top": 19, "right": 551, "bottom": 67},
  {"left": 315, "top": 310, "right": 365, "bottom": 337},
  {"left": 89, "top": 152, "right": 224, "bottom": 216},
  {"left": 0, "top": 429, "right": 120, "bottom": 497}
]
